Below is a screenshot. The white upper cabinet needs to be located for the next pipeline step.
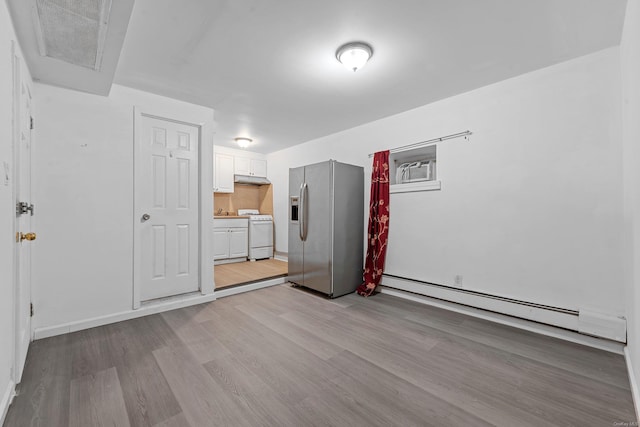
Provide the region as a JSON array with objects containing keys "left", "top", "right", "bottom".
[
  {"left": 234, "top": 155, "right": 267, "bottom": 178},
  {"left": 214, "top": 147, "right": 267, "bottom": 191},
  {"left": 250, "top": 158, "right": 267, "bottom": 177},
  {"left": 234, "top": 156, "right": 251, "bottom": 176},
  {"left": 214, "top": 152, "right": 234, "bottom": 193}
]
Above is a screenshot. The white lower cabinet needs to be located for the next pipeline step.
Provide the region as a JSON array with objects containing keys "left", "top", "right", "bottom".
[
  {"left": 214, "top": 218, "right": 248, "bottom": 262},
  {"left": 229, "top": 228, "right": 248, "bottom": 258},
  {"left": 213, "top": 229, "right": 230, "bottom": 259}
]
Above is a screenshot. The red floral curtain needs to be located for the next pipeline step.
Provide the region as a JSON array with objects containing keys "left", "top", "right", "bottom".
[{"left": 356, "top": 150, "right": 390, "bottom": 297}]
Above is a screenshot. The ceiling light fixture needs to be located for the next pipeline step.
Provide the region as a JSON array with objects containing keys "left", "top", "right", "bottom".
[
  {"left": 336, "top": 42, "right": 373, "bottom": 72},
  {"left": 235, "top": 137, "right": 252, "bottom": 148}
]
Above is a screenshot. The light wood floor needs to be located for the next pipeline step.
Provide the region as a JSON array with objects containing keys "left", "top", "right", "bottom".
[
  {"left": 214, "top": 258, "right": 288, "bottom": 289},
  {"left": 4, "top": 284, "right": 636, "bottom": 426}
]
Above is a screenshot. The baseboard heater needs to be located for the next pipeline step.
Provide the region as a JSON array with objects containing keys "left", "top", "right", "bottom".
[{"left": 380, "top": 274, "right": 626, "bottom": 343}]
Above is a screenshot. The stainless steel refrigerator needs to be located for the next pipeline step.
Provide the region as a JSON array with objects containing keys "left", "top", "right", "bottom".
[{"left": 288, "top": 160, "right": 364, "bottom": 298}]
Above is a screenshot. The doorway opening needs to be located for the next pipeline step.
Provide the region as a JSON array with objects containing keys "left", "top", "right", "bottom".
[
  {"left": 215, "top": 258, "right": 287, "bottom": 289},
  {"left": 213, "top": 183, "right": 287, "bottom": 289}
]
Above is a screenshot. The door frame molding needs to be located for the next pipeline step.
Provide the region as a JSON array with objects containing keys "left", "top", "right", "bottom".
[
  {"left": 133, "top": 106, "right": 214, "bottom": 309},
  {"left": 11, "top": 40, "right": 33, "bottom": 386},
  {"left": 11, "top": 39, "right": 19, "bottom": 388}
]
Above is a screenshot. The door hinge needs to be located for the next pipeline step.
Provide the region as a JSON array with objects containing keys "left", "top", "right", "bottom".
[
  {"left": 30, "top": 303, "right": 34, "bottom": 317},
  {"left": 30, "top": 117, "right": 34, "bottom": 130},
  {"left": 16, "top": 201, "right": 34, "bottom": 216}
]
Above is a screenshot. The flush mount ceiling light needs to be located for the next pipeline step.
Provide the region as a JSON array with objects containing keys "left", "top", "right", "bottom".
[
  {"left": 336, "top": 42, "right": 373, "bottom": 72},
  {"left": 235, "top": 137, "right": 252, "bottom": 148}
]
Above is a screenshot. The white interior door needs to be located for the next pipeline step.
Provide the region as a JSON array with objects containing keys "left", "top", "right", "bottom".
[
  {"left": 136, "top": 115, "right": 200, "bottom": 302},
  {"left": 13, "top": 43, "right": 33, "bottom": 383}
]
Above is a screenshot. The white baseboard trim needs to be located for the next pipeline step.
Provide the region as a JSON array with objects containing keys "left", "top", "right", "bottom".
[
  {"left": 214, "top": 257, "right": 247, "bottom": 266},
  {"left": 274, "top": 252, "right": 288, "bottom": 262},
  {"left": 624, "top": 347, "right": 640, "bottom": 422},
  {"left": 379, "top": 286, "right": 624, "bottom": 354},
  {"left": 214, "top": 277, "right": 286, "bottom": 299},
  {"left": 0, "top": 380, "right": 15, "bottom": 426},
  {"left": 34, "top": 292, "right": 218, "bottom": 340},
  {"left": 34, "top": 276, "right": 288, "bottom": 340}
]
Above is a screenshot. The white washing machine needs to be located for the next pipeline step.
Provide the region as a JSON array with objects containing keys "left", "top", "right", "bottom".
[{"left": 238, "top": 209, "right": 274, "bottom": 261}]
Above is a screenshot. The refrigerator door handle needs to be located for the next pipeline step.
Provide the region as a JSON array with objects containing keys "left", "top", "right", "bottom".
[
  {"left": 300, "top": 182, "right": 308, "bottom": 241},
  {"left": 299, "top": 182, "right": 305, "bottom": 241},
  {"left": 303, "top": 182, "right": 309, "bottom": 241}
]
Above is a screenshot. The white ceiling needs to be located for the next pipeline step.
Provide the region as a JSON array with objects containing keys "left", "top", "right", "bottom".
[{"left": 11, "top": 0, "right": 628, "bottom": 153}]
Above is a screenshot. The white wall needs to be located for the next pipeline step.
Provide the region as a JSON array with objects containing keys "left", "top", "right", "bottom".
[
  {"left": 213, "top": 144, "right": 266, "bottom": 160},
  {"left": 32, "top": 84, "right": 214, "bottom": 331},
  {"left": 621, "top": 0, "right": 640, "bottom": 394},
  {"left": 268, "top": 47, "right": 625, "bottom": 317}
]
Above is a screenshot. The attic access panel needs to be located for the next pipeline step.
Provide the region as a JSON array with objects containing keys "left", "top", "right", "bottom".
[{"left": 33, "top": 0, "right": 112, "bottom": 70}]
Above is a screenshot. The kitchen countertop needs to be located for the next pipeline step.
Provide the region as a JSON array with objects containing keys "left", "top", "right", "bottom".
[{"left": 214, "top": 215, "right": 251, "bottom": 219}]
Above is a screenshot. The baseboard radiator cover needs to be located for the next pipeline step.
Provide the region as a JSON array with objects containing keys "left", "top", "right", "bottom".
[
  {"left": 381, "top": 274, "right": 626, "bottom": 343},
  {"left": 578, "top": 309, "right": 627, "bottom": 343}
]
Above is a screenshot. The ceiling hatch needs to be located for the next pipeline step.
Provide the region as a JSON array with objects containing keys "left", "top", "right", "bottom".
[{"left": 33, "top": 0, "right": 112, "bottom": 71}]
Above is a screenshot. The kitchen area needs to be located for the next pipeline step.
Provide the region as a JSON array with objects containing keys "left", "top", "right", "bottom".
[{"left": 213, "top": 146, "right": 287, "bottom": 289}]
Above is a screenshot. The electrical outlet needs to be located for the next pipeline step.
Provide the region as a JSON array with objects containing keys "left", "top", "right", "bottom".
[{"left": 454, "top": 275, "right": 463, "bottom": 287}]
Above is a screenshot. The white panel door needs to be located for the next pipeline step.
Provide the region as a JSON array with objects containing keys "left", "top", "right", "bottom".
[
  {"left": 214, "top": 153, "right": 234, "bottom": 192},
  {"left": 13, "top": 44, "right": 33, "bottom": 383},
  {"left": 229, "top": 228, "right": 248, "bottom": 258},
  {"left": 213, "top": 229, "right": 230, "bottom": 260},
  {"left": 137, "top": 115, "right": 199, "bottom": 301}
]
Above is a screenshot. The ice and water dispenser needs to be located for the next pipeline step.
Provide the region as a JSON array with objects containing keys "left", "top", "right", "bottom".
[{"left": 290, "top": 196, "right": 299, "bottom": 223}]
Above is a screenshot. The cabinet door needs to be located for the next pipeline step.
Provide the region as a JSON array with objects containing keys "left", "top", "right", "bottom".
[
  {"left": 213, "top": 229, "right": 230, "bottom": 260},
  {"left": 214, "top": 153, "right": 234, "bottom": 193},
  {"left": 250, "top": 158, "right": 267, "bottom": 177},
  {"left": 234, "top": 156, "right": 250, "bottom": 175},
  {"left": 229, "top": 228, "right": 248, "bottom": 258}
]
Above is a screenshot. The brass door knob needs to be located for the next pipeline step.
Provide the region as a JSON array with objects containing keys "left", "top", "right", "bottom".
[{"left": 20, "top": 232, "right": 36, "bottom": 242}]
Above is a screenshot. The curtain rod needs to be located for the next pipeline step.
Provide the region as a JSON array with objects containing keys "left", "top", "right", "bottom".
[{"left": 368, "top": 130, "right": 472, "bottom": 157}]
